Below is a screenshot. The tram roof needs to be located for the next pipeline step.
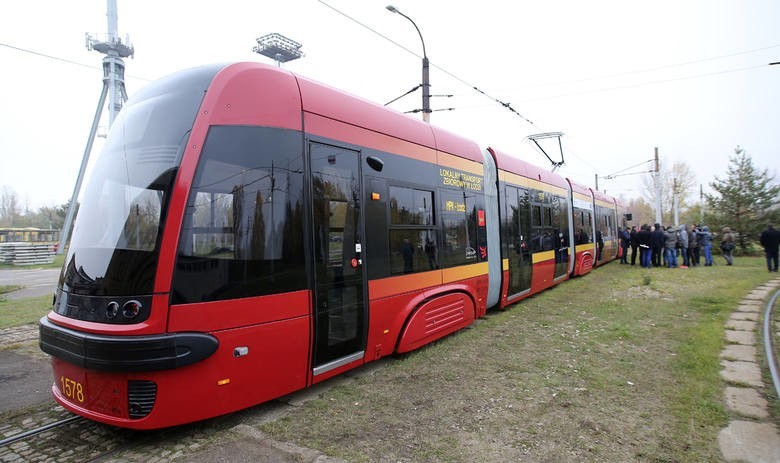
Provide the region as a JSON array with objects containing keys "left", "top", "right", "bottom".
[{"left": 488, "top": 147, "right": 569, "bottom": 191}]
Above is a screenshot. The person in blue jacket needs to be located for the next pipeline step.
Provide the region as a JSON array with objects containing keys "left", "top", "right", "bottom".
[{"left": 698, "top": 225, "right": 714, "bottom": 266}]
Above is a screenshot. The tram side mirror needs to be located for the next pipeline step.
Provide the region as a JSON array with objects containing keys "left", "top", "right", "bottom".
[{"left": 366, "top": 155, "right": 384, "bottom": 172}]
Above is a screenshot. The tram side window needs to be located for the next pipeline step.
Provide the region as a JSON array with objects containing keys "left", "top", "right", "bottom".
[
  {"left": 172, "top": 126, "right": 306, "bottom": 304},
  {"left": 574, "top": 209, "right": 592, "bottom": 244},
  {"left": 388, "top": 186, "right": 437, "bottom": 275},
  {"left": 440, "top": 190, "right": 482, "bottom": 267}
]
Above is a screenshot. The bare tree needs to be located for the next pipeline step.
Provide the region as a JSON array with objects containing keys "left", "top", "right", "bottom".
[
  {"left": 641, "top": 160, "right": 696, "bottom": 225},
  {"left": 0, "top": 186, "right": 20, "bottom": 227}
]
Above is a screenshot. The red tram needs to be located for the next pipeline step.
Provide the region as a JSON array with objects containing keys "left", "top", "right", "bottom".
[{"left": 39, "top": 62, "right": 625, "bottom": 429}]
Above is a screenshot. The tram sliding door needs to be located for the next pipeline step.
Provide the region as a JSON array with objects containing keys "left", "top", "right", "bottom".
[
  {"left": 309, "top": 142, "right": 367, "bottom": 375},
  {"left": 506, "top": 185, "right": 532, "bottom": 297}
]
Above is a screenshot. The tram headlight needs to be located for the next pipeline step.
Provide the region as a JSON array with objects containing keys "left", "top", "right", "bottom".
[
  {"left": 122, "top": 300, "right": 142, "bottom": 319},
  {"left": 106, "top": 301, "right": 120, "bottom": 319}
]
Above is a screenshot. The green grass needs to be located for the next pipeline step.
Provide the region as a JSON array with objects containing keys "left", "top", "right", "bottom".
[
  {"left": 0, "top": 285, "right": 22, "bottom": 295},
  {"left": 0, "top": 255, "right": 62, "bottom": 328},
  {"left": 0, "top": 295, "right": 51, "bottom": 329},
  {"left": 259, "top": 257, "right": 775, "bottom": 462}
]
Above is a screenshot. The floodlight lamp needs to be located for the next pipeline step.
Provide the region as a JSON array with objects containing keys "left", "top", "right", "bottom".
[{"left": 253, "top": 33, "right": 304, "bottom": 65}]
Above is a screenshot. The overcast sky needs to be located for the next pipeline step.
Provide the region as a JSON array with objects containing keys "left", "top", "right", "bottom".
[{"left": 1, "top": 0, "right": 778, "bottom": 210}]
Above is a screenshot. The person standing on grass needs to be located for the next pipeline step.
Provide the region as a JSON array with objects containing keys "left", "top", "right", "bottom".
[
  {"left": 759, "top": 223, "right": 780, "bottom": 272},
  {"left": 664, "top": 225, "right": 678, "bottom": 268},
  {"left": 629, "top": 225, "right": 639, "bottom": 266},
  {"left": 639, "top": 224, "right": 652, "bottom": 268},
  {"left": 720, "top": 226, "right": 736, "bottom": 266},
  {"left": 651, "top": 223, "right": 665, "bottom": 267},
  {"left": 619, "top": 227, "right": 629, "bottom": 264},
  {"left": 689, "top": 224, "right": 700, "bottom": 266},
  {"left": 699, "top": 225, "right": 714, "bottom": 266},
  {"left": 678, "top": 224, "right": 689, "bottom": 268}
]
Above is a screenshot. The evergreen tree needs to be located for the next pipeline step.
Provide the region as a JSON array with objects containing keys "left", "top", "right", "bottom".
[{"left": 705, "top": 146, "right": 780, "bottom": 250}]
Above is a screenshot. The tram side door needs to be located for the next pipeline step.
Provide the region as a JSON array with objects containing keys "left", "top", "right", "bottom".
[
  {"left": 506, "top": 186, "right": 532, "bottom": 296},
  {"left": 309, "top": 142, "right": 367, "bottom": 377}
]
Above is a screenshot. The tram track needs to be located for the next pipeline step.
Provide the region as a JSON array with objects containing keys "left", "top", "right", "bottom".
[
  {"left": 0, "top": 415, "right": 83, "bottom": 447},
  {"left": 0, "top": 403, "right": 141, "bottom": 462},
  {"left": 764, "top": 289, "right": 780, "bottom": 400}
]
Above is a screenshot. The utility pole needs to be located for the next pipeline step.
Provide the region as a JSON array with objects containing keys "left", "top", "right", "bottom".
[
  {"left": 594, "top": 174, "right": 599, "bottom": 191},
  {"left": 387, "top": 5, "right": 431, "bottom": 122},
  {"left": 672, "top": 177, "right": 679, "bottom": 227},
  {"left": 700, "top": 184, "right": 704, "bottom": 224},
  {"left": 654, "top": 147, "right": 662, "bottom": 225}
]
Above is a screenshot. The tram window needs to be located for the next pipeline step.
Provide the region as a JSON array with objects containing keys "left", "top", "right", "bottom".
[
  {"left": 388, "top": 186, "right": 436, "bottom": 275},
  {"left": 389, "top": 186, "right": 432, "bottom": 225},
  {"left": 439, "top": 190, "right": 480, "bottom": 267},
  {"left": 503, "top": 187, "right": 520, "bottom": 256},
  {"left": 172, "top": 126, "right": 306, "bottom": 304},
  {"left": 532, "top": 205, "right": 542, "bottom": 227},
  {"left": 389, "top": 230, "right": 438, "bottom": 274}
]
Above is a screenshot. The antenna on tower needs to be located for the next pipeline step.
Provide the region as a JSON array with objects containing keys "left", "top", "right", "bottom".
[{"left": 58, "top": 0, "right": 134, "bottom": 254}]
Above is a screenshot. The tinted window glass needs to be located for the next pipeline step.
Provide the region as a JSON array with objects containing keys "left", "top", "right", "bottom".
[
  {"left": 388, "top": 186, "right": 437, "bottom": 275},
  {"left": 389, "top": 186, "right": 433, "bottom": 225},
  {"left": 440, "top": 190, "right": 479, "bottom": 266},
  {"left": 59, "top": 65, "right": 218, "bottom": 298},
  {"left": 172, "top": 126, "right": 306, "bottom": 303},
  {"left": 389, "top": 229, "right": 439, "bottom": 274}
]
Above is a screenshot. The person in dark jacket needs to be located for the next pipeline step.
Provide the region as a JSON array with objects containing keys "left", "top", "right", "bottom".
[
  {"left": 638, "top": 224, "right": 652, "bottom": 268},
  {"left": 651, "top": 224, "right": 665, "bottom": 267},
  {"left": 760, "top": 223, "right": 780, "bottom": 272},
  {"left": 629, "top": 225, "right": 639, "bottom": 265},
  {"left": 664, "top": 225, "right": 678, "bottom": 268},
  {"left": 619, "top": 227, "right": 629, "bottom": 264},
  {"left": 689, "top": 224, "right": 700, "bottom": 266}
]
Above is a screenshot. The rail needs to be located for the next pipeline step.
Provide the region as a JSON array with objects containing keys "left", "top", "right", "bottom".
[
  {"left": 763, "top": 289, "right": 780, "bottom": 400},
  {"left": 0, "top": 416, "right": 83, "bottom": 447}
]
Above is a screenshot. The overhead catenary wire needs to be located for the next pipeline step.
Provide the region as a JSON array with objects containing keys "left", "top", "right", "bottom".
[
  {"left": 518, "top": 63, "right": 769, "bottom": 103},
  {"left": 603, "top": 159, "right": 655, "bottom": 179},
  {"left": 317, "top": 0, "right": 536, "bottom": 127},
  {"left": 0, "top": 41, "right": 151, "bottom": 82},
  {"left": 520, "top": 42, "right": 780, "bottom": 89}
]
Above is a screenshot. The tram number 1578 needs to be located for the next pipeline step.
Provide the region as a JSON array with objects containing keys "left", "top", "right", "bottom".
[{"left": 59, "top": 376, "right": 85, "bottom": 403}]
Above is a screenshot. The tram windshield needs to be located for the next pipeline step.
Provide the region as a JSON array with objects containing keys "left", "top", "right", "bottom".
[{"left": 60, "top": 66, "right": 218, "bottom": 296}]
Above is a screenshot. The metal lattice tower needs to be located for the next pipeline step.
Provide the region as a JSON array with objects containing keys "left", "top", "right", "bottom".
[
  {"left": 86, "top": 0, "right": 134, "bottom": 125},
  {"left": 59, "top": 0, "right": 134, "bottom": 254}
]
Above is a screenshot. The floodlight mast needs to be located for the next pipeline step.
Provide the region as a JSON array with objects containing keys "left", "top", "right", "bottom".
[{"left": 253, "top": 33, "right": 304, "bottom": 66}]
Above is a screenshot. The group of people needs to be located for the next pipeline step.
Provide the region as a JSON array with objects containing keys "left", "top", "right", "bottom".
[{"left": 618, "top": 223, "right": 735, "bottom": 269}]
